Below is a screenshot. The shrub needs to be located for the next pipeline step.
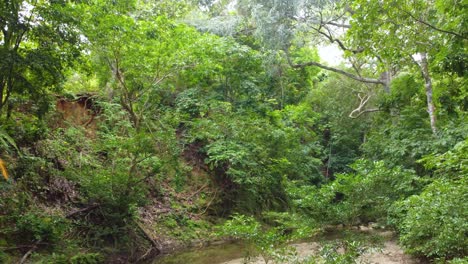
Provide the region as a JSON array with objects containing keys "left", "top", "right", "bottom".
[
  {"left": 420, "top": 139, "right": 468, "bottom": 178},
  {"left": 394, "top": 178, "right": 468, "bottom": 259},
  {"left": 217, "top": 214, "right": 295, "bottom": 264},
  {"left": 70, "top": 252, "right": 104, "bottom": 264},
  {"left": 287, "top": 183, "right": 341, "bottom": 225},
  {"left": 318, "top": 239, "right": 367, "bottom": 264},
  {"left": 289, "top": 160, "right": 421, "bottom": 226},
  {"left": 15, "top": 211, "right": 68, "bottom": 244},
  {"left": 333, "top": 160, "right": 421, "bottom": 224}
]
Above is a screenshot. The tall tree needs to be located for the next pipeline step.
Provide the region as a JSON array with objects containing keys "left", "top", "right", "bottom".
[
  {"left": 347, "top": 0, "right": 467, "bottom": 134},
  {"left": 80, "top": 0, "right": 214, "bottom": 128},
  {"left": 205, "top": 0, "right": 467, "bottom": 133},
  {"left": 0, "top": 0, "right": 81, "bottom": 117},
  {"left": 229, "top": 0, "right": 387, "bottom": 84},
  {"left": 194, "top": 0, "right": 390, "bottom": 118}
]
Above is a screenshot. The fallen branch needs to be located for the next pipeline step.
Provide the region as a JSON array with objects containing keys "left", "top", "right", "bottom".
[
  {"left": 196, "top": 188, "right": 219, "bottom": 216},
  {"left": 188, "top": 183, "right": 209, "bottom": 199},
  {"left": 19, "top": 240, "right": 41, "bottom": 264},
  {"left": 66, "top": 204, "right": 99, "bottom": 218},
  {"left": 135, "top": 247, "right": 156, "bottom": 263},
  {"left": 135, "top": 221, "right": 161, "bottom": 255}
]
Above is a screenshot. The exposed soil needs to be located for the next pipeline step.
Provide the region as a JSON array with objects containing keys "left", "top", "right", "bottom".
[
  {"left": 358, "top": 240, "right": 420, "bottom": 264},
  {"left": 222, "top": 240, "right": 420, "bottom": 264},
  {"left": 55, "top": 93, "right": 101, "bottom": 136}
]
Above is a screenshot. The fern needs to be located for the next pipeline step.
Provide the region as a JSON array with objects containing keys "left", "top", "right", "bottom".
[{"left": 0, "top": 128, "right": 18, "bottom": 153}]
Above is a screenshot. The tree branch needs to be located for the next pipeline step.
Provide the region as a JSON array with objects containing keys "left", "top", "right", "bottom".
[
  {"left": 324, "top": 21, "right": 351, "bottom": 28},
  {"left": 349, "top": 94, "right": 381, "bottom": 118},
  {"left": 284, "top": 50, "right": 384, "bottom": 85},
  {"left": 349, "top": 108, "right": 380, "bottom": 118},
  {"left": 400, "top": 8, "right": 467, "bottom": 39},
  {"left": 309, "top": 16, "right": 363, "bottom": 54}
]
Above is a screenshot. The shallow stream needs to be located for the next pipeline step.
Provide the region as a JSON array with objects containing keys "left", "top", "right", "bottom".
[
  {"left": 152, "top": 242, "right": 246, "bottom": 264},
  {"left": 152, "top": 228, "right": 422, "bottom": 264}
]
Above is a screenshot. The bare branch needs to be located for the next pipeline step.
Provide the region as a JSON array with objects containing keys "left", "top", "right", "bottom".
[
  {"left": 349, "top": 108, "right": 380, "bottom": 118},
  {"left": 349, "top": 94, "right": 380, "bottom": 118}
]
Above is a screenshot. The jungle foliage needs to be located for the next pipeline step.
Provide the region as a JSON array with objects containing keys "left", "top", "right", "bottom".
[{"left": 0, "top": 0, "right": 466, "bottom": 263}]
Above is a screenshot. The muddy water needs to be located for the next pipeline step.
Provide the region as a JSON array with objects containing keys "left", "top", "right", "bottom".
[{"left": 152, "top": 228, "right": 422, "bottom": 264}]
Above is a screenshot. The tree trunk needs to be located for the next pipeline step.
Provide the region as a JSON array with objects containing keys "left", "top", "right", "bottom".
[{"left": 420, "top": 53, "right": 437, "bottom": 134}]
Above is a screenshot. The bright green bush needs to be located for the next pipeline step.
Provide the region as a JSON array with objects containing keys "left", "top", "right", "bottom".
[
  {"left": 362, "top": 107, "right": 467, "bottom": 172},
  {"left": 289, "top": 160, "right": 421, "bottom": 225},
  {"left": 420, "top": 139, "right": 468, "bottom": 178},
  {"left": 394, "top": 178, "right": 468, "bottom": 259},
  {"left": 287, "top": 183, "right": 340, "bottom": 225},
  {"left": 333, "top": 160, "right": 421, "bottom": 224},
  {"left": 262, "top": 211, "right": 318, "bottom": 240}
]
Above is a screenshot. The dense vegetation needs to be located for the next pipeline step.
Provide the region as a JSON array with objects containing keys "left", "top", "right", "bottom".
[{"left": 0, "top": 0, "right": 466, "bottom": 263}]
